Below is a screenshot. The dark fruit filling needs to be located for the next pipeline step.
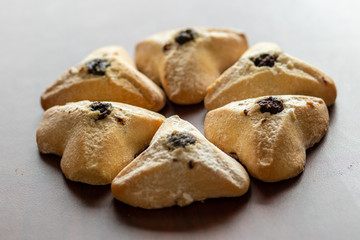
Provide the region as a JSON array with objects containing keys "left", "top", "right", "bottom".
[
  {"left": 85, "top": 59, "right": 110, "bottom": 75},
  {"left": 90, "top": 102, "right": 113, "bottom": 120},
  {"left": 257, "top": 97, "right": 284, "bottom": 114}
]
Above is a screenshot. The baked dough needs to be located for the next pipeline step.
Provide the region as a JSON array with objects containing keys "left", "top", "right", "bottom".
[
  {"left": 111, "top": 115, "right": 250, "bottom": 209},
  {"left": 205, "top": 42, "right": 337, "bottom": 110},
  {"left": 41, "top": 46, "right": 166, "bottom": 111},
  {"left": 204, "top": 95, "right": 329, "bottom": 182},
  {"left": 135, "top": 27, "right": 248, "bottom": 104},
  {"left": 36, "top": 101, "right": 165, "bottom": 185}
]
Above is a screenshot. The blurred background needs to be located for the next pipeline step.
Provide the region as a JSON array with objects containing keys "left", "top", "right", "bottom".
[{"left": 1, "top": 0, "right": 360, "bottom": 239}]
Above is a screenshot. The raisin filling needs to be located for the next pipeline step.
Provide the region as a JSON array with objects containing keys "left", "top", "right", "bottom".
[
  {"left": 174, "top": 29, "right": 197, "bottom": 45},
  {"left": 251, "top": 54, "right": 278, "bottom": 67},
  {"left": 167, "top": 132, "right": 196, "bottom": 149},
  {"left": 257, "top": 97, "right": 284, "bottom": 114},
  {"left": 90, "top": 102, "right": 113, "bottom": 120},
  {"left": 85, "top": 59, "right": 110, "bottom": 75}
]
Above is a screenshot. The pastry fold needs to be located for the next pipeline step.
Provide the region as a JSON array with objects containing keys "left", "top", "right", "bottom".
[
  {"left": 41, "top": 46, "right": 166, "bottom": 111},
  {"left": 112, "top": 115, "right": 249, "bottom": 209},
  {"left": 204, "top": 95, "right": 329, "bottom": 182},
  {"left": 36, "top": 101, "right": 165, "bottom": 185},
  {"left": 135, "top": 27, "right": 248, "bottom": 104},
  {"left": 205, "top": 42, "right": 337, "bottom": 110}
]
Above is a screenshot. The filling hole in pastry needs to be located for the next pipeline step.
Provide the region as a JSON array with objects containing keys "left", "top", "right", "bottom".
[
  {"left": 174, "top": 29, "right": 197, "bottom": 45},
  {"left": 90, "top": 102, "right": 113, "bottom": 120},
  {"left": 167, "top": 132, "right": 196, "bottom": 150},
  {"left": 85, "top": 58, "right": 111, "bottom": 75},
  {"left": 257, "top": 97, "right": 284, "bottom": 114},
  {"left": 251, "top": 54, "right": 278, "bottom": 67}
]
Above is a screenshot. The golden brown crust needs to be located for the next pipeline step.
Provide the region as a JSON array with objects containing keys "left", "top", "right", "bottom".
[
  {"left": 135, "top": 27, "right": 248, "bottom": 104},
  {"left": 41, "top": 46, "right": 166, "bottom": 111},
  {"left": 111, "top": 115, "right": 249, "bottom": 209},
  {"left": 204, "top": 95, "right": 329, "bottom": 182},
  {"left": 36, "top": 101, "right": 165, "bottom": 185},
  {"left": 205, "top": 42, "right": 337, "bottom": 110}
]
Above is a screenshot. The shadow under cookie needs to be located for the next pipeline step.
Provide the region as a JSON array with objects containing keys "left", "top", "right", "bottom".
[
  {"left": 39, "top": 152, "right": 112, "bottom": 206},
  {"left": 250, "top": 175, "right": 302, "bottom": 203},
  {"left": 251, "top": 134, "right": 329, "bottom": 203},
  {"left": 112, "top": 190, "right": 251, "bottom": 232},
  {"left": 39, "top": 152, "right": 61, "bottom": 171},
  {"left": 64, "top": 180, "right": 111, "bottom": 207}
]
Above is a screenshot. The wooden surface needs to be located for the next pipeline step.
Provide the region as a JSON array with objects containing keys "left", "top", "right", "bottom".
[{"left": 1, "top": 0, "right": 360, "bottom": 239}]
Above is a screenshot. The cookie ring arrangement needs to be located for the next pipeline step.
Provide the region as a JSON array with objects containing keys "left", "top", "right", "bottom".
[{"left": 37, "top": 27, "right": 337, "bottom": 209}]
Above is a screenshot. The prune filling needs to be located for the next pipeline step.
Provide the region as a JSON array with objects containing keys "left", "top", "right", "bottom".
[
  {"left": 85, "top": 59, "right": 110, "bottom": 75},
  {"left": 174, "top": 29, "right": 197, "bottom": 45},
  {"left": 90, "top": 102, "right": 113, "bottom": 120},
  {"left": 257, "top": 97, "right": 284, "bottom": 114},
  {"left": 167, "top": 132, "right": 196, "bottom": 149},
  {"left": 251, "top": 54, "right": 278, "bottom": 67}
]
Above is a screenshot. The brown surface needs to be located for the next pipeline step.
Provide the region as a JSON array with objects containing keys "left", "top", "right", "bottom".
[{"left": 1, "top": 0, "right": 360, "bottom": 239}]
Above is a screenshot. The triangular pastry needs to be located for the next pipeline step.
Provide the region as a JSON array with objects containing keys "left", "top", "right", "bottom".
[
  {"left": 36, "top": 101, "right": 165, "bottom": 185},
  {"left": 205, "top": 42, "right": 337, "bottom": 110},
  {"left": 41, "top": 46, "right": 166, "bottom": 111},
  {"left": 111, "top": 115, "right": 249, "bottom": 209},
  {"left": 135, "top": 27, "right": 248, "bottom": 104},
  {"left": 204, "top": 95, "right": 329, "bottom": 182}
]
